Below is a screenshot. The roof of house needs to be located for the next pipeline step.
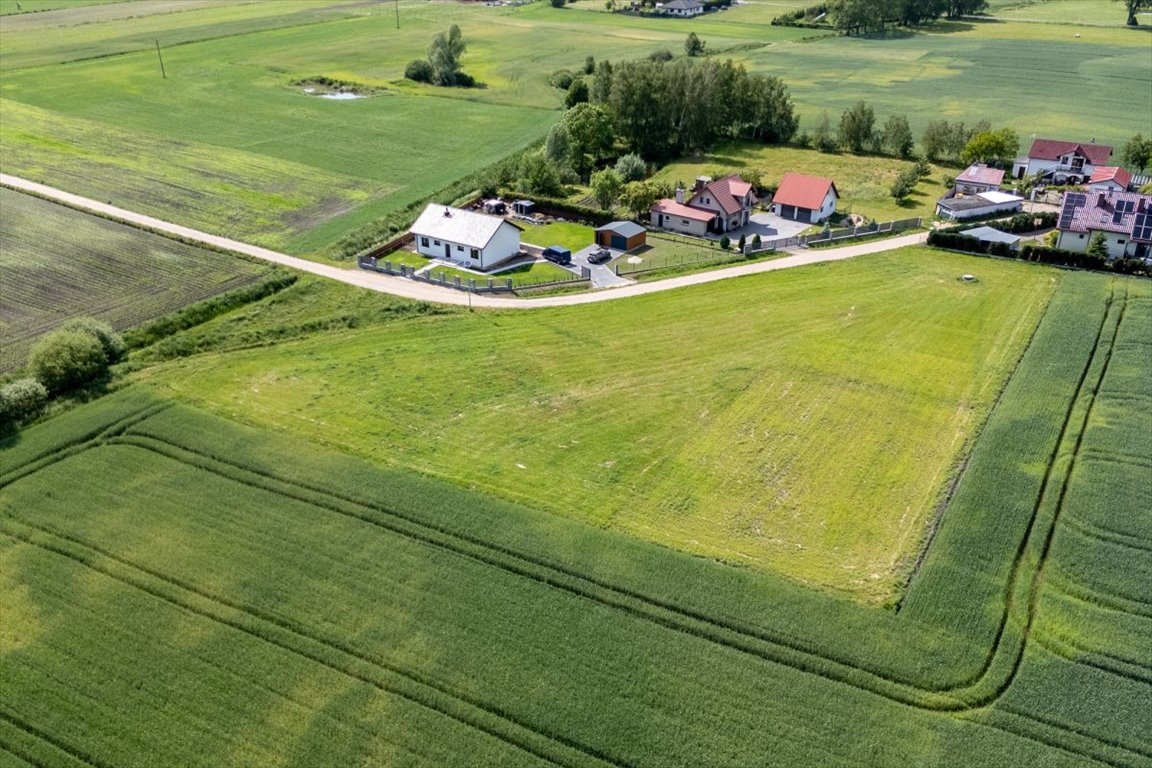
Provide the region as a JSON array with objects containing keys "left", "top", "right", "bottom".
[
  {"left": 956, "top": 164, "right": 1005, "bottom": 187},
  {"left": 663, "top": 0, "right": 703, "bottom": 8},
  {"left": 936, "top": 191, "right": 1023, "bottom": 212},
  {"left": 960, "top": 226, "right": 1021, "bottom": 245},
  {"left": 410, "top": 204, "right": 520, "bottom": 249},
  {"left": 1026, "top": 138, "right": 1112, "bottom": 166},
  {"left": 651, "top": 198, "right": 716, "bottom": 222},
  {"left": 1057, "top": 191, "right": 1152, "bottom": 241},
  {"left": 772, "top": 173, "right": 838, "bottom": 211},
  {"left": 595, "top": 221, "right": 647, "bottom": 238},
  {"left": 1088, "top": 166, "right": 1132, "bottom": 188},
  {"left": 689, "top": 174, "right": 755, "bottom": 216}
]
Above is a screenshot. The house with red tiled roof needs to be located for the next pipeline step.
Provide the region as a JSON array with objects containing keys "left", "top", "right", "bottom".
[
  {"left": 1086, "top": 166, "right": 1132, "bottom": 193},
  {"left": 1055, "top": 190, "right": 1152, "bottom": 261},
  {"left": 771, "top": 173, "right": 838, "bottom": 224},
  {"left": 954, "top": 163, "right": 1005, "bottom": 195},
  {"left": 1011, "top": 138, "right": 1112, "bottom": 184},
  {"left": 649, "top": 174, "right": 757, "bottom": 236}
]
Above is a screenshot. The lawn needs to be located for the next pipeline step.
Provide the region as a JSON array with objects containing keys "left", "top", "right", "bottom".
[
  {"left": 520, "top": 222, "right": 595, "bottom": 252},
  {"left": 130, "top": 248, "right": 1054, "bottom": 602},
  {"left": 425, "top": 259, "right": 579, "bottom": 289},
  {"left": 0, "top": 187, "right": 270, "bottom": 373},
  {"left": 2, "top": 271, "right": 1146, "bottom": 766}
]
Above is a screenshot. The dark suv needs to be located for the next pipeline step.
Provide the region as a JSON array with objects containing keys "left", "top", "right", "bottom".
[
  {"left": 587, "top": 248, "right": 612, "bottom": 265},
  {"left": 542, "top": 246, "right": 572, "bottom": 266}
]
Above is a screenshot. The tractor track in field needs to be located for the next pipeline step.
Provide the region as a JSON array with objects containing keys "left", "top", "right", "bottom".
[{"left": 0, "top": 174, "right": 928, "bottom": 310}]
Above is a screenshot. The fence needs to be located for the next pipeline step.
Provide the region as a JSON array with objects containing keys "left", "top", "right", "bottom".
[
  {"left": 745, "top": 217, "right": 922, "bottom": 255},
  {"left": 359, "top": 255, "right": 591, "bottom": 293}
]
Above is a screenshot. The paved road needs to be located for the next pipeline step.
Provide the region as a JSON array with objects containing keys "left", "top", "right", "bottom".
[{"left": 1, "top": 174, "right": 928, "bottom": 310}]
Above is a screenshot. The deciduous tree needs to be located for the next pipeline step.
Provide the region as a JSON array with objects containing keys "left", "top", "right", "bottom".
[
  {"left": 1122, "top": 133, "right": 1152, "bottom": 173},
  {"left": 838, "top": 101, "right": 875, "bottom": 153},
  {"left": 881, "top": 114, "right": 914, "bottom": 158},
  {"left": 590, "top": 168, "right": 624, "bottom": 209},
  {"left": 428, "top": 24, "right": 466, "bottom": 86},
  {"left": 684, "top": 32, "right": 705, "bottom": 57},
  {"left": 960, "top": 128, "right": 1019, "bottom": 166}
]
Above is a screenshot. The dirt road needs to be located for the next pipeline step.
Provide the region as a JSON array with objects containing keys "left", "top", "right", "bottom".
[{"left": 2, "top": 174, "right": 927, "bottom": 309}]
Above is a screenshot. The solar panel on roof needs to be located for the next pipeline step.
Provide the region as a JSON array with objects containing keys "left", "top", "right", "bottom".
[
  {"left": 1133, "top": 212, "right": 1152, "bottom": 241},
  {"left": 1113, "top": 199, "right": 1135, "bottom": 224}
]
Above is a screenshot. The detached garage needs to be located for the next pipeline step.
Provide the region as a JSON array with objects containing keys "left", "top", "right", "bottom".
[{"left": 595, "top": 221, "right": 647, "bottom": 251}]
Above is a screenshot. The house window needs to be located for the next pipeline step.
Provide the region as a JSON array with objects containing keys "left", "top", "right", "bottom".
[
  {"left": 457, "top": 245, "right": 464, "bottom": 252},
  {"left": 681, "top": 219, "right": 690, "bottom": 225},
  {"left": 421, "top": 237, "right": 429, "bottom": 247},
  {"left": 471, "top": 248, "right": 480, "bottom": 258},
  {"left": 434, "top": 240, "right": 441, "bottom": 246},
  {"left": 1079, "top": 234, "right": 1085, "bottom": 239},
  {"left": 1118, "top": 239, "right": 1126, "bottom": 244}
]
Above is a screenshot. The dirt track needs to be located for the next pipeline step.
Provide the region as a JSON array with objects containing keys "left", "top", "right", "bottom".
[{"left": 1, "top": 173, "right": 928, "bottom": 309}]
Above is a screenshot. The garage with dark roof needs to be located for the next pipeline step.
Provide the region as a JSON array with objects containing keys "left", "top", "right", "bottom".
[{"left": 595, "top": 221, "right": 647, "bottom": 251}]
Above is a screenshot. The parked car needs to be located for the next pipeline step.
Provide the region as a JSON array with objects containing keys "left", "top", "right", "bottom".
[
  {"left": 587, "top": 248, "right": 612, "bottom": 265},
  {"left": 542, "top": 245, "right": 572, "bottom": 266}
]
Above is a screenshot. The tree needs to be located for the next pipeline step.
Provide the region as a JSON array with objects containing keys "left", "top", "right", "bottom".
[
  {"left": 838, "top": 101, "right": 875, "bottom": 153},
  {"left": 60, "top": 317, "right": 124, "bottom": 364},
  {"left": 584, "top": 55, "right": 596, "bottom": 75},
  {"left": 1115, "top": 0, "right": 1149, "bottom": 25},
  {"left": 544, "top": 123, "right": 573, "bottom": 167},
  {"left": 890, "top": 167, "right": 919, "bottom": 202},
  {"left": 428, "top": 24, "right": 466, "bottom": 86},
  {"left": 684, "top": 32, "right": 705, "bottom": 57},
  {"left": 921, "top": 120, "right": 950, "bottom": 161},
  {"left": 1087, "top": 232, "right": 1109, "bottom": 261},
  {"left": 0, "top": 378, "right": 48, "bottom": 431},
  {"left": 404, "top": 59, "right": 433, "bottom": 83},
  {"left": 565, "top": 78, "right": 590, "bottom": 107},
  {"left": 813, "top": 112, "right": 836, "bottom": 152},
  {"left": 719, "top": 235, "right": 730, "bottom": 250},
  {"left": 620, "top": 180, "right": 667, "bottom": 219},
  {"left": 960, "top": 128, "right": 1019, "bottom": 167},
  {"left": 28, "top": 327, "right": 111, "bottom": 394},
  {"left": 649, "top": 48, "right": 674, "bottom": 62},
  {"left": 590, "top": 59, "right": 613, "bottom": 103},
  {"left": 881, "top": 114, "right": 914, "bottom": 158},
  {"left": 590, "top": 168, "right": 624, "bottom": 209},
  {"left": 519, "top": 152, "right": 564, "bottom": 196},
  {"left": 737, "top": 233, "right": 746, "bottom": 252},
  {"left": 562, "top": 103, "right": 615, "bottom": 178},
  {"left": 614, "top": 153, "right": 647, "bottom": 182},
  {"left": 1122, "top": 133, "right": 1152, "bottom": 173}
]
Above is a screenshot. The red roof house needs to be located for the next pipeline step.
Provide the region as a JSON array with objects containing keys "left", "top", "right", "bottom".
[
  {"left": 1012, "top": 138, "right": 1113, "bottom": 183},
  {"left": 1055, "top": 190, "right": 1152, "bottom": 261},
  {"left": 955, "top": 163, "right": 1005, "bottom": 194},
  {"left": 1087, "top": 166, "right": 1132, "bottom": 192},
  {"left": 650, "top": 174, "right": 757, "bottom": 236},
  {"left": 771, "top": 173, "right": 839, "bottom": 224}
]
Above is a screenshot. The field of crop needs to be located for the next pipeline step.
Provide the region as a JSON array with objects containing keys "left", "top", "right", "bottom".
[
  {"left": 2, "top": 268, "right": 1147, "bottom": 766},
  {"left": 124, "top": 248, "right": 1052, "bottom": 601},
  {"left": 1, "top": 0, "right": 1147, "bottom": 261},
  {"left": 0, "top": 187, "right": 270, "bottom": 373}
]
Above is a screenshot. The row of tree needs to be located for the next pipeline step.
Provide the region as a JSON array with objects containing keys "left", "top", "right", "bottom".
[{"left": 827, "top": 0, "right": 987, "bottom": 33}]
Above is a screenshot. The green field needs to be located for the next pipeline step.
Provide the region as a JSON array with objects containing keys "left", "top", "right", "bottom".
[
  {"left": 124, "top": 248, "right": 1052, "bottom": 601},
  {"left": 2, "top": 267, "right": 1147, "bottom": 767},
  {"left": 0, "top": 187, "right": 270, "bottom": 373},
  {"left": 1, "top": 0, "right": 1147, "bottom": 261}
]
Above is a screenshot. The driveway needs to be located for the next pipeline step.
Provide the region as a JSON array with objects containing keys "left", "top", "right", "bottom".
[
  {"left": 730, "top": 212, "right": 812, "bottom": 242},
  {"left": 0, "top": 173, "right": 927, "bottom": 310},
  {"left": 572, "top": 245, "right": 634, "bottom": 288}
]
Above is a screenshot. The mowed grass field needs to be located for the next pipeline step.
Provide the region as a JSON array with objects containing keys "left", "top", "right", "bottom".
[
  {"left": 1, "top": 0, "right": 1148, "bottom": 259},
  {"left": 0, "top": 187, "right": 270, "bottom": 373},
  {"left": 129, "top": 249, "right": 1055, "bottom": 601},
  {"left": 1, "top": 269, "right": 1146, "bottom": 767}
]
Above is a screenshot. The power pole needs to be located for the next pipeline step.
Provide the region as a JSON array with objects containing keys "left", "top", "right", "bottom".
[
  {"left": 395, "top": 0, "right": 400, "bottom": 29},
  {"left": 154, "top": 39, "right": 166, "bottom": 79}
]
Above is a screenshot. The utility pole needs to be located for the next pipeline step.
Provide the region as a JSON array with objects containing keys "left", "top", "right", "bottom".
[
  {"left": 395, "top": 0, "right": 400, "bottom": 29},
  {"left": 154, "top": 39, "right": 166, "bottom": 79}
]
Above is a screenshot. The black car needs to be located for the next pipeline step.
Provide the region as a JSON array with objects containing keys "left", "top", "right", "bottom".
[
  {"left": 543, "top": 245, "right": 572, "bottom": 266},
  {"left": 587, "top": 248, "right": 612, "bottom": 265}
]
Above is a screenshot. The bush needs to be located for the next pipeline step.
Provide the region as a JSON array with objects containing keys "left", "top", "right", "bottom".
[
  {"left": 614, "top": 153, "right": 647, "bottom": 182},
  {"left": 648, "top": 49, "right": 674, "bottom": 63},
  {"left": 28, "top": 328, "right": 111, "bottom": 394},
  {"left": 0, "top": 378, "right": 48, "bottom": 430},
  {"left": 59, "top": 317, "right": 124, "bottom": 363},
  {"left": 548, "top": 69, "right": 576, "bottom": 89},
  {"left": 404, "top": 59, "right": 433, "bottom": 83},
  {"left": 720, "top": 235, "right": 730, "bottom": 250}
]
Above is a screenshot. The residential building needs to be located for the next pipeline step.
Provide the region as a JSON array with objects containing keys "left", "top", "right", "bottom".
[
  {"left": 1055, "top": 190, "right": 1152, "bottom": 260},
  {"left": 954, "top": 163, "right": 1005, "bottom": 195},
  {"left": 410, "top": 204, "right": 522, "bottom": 270},
  {"left": 1011, "top": 138, "right": 1113, "bottom": 184},
  {"left": 771, "top": 173, "right": 838, "bottom": 224},
  {"left": 650, "top": 174, "right": 757, "bottom": 236},
  {"left": 1086, "top": 166, "right": 1132, "bottom": 193},
  {"left": 659, "top": 0, "right": 704, "bottom": 16}
]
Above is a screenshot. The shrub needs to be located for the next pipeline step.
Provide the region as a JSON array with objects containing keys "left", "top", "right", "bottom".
[
  {"left": 28, "top": 328, "right": 110, "bottom": 394},
  {"left": 549, "top": 69, "right": 576, "bottom": 89},
  {"left": 720, "top": 235, "right": 730, "bottom": 250},
  {"left": 648, "top": 49, "right": 674, "bottom": 63},
  {"left": 614, "top": 153, "right": 647, "bottom": 182},
  {"left": 404, "top": 59, "right": 433, "bottom": 83},
  {"left": 751, "top": 234, "right": 762, "bottom": 249},
  {"left": 59, "top": 317, "right": 124, "bottom": 363},
  {"left": 0, "top": 378, "right": 48, "bottom": 430}
]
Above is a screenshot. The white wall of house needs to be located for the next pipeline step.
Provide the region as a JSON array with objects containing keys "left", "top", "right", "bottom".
[
  {"left": 1013, "top": 155, "right": 1100, "bottom": 181},
  {"left": 1057, "top": 229, "right": 1135, "bottom": 259},
  {"left": 935, "top": 200, "right": 1022, "bottom": 221},
  {"left": 414, "top": 222, "right": 520, "bottom": 270},
  {"left": 650, "top": 210, "right": 710, "bottom": 236},
  {"left": 1087, "top": 180, "right": 1125, "bottom": 193},
  {"left": 956, "top": 180, "right": 997, "bottom": 195},
  {"left": 813, "top": 189, "right": 837, "bottom": 223}
]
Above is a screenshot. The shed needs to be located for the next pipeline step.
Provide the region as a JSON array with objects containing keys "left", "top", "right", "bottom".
[
  {"left": 935, "top": 191, "right": 1023, "bottom": 221},
  {"left": 959, "top": 226, "right": 1021, "bottom": 250},
  {"left": 482, "top": 199, "right": 506, "bottom": 215},
  {"left": 512, "top": 200, "right": 535, "bottom": 216},
  {"left": 595, "top": 221, "right": 647, "bottom": 251}
]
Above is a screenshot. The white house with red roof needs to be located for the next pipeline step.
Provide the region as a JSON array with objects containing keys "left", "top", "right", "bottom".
[
  {"left": 650, "top": 174, "right": 757, "bottom": 236},
  {"left": 771, "top": 173, "right": 838, "bottom": 224},
  {"left": 1011, "top": 138, "right": 1113, "bottom": 184},
  {"left": 954, "top": 163, "right": 1005, "bottom": 195},
  {"left": 1055, "top": 190, "right": 1152, "bottom": 260},
  {"left": 1086, "top": 166, "right": 1132, "bottom": 193}
]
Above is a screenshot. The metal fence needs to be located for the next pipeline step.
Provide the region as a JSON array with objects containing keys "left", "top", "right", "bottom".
[
  {"left": 745, "top": 217, "right": 922, "bottom": 255},
  {"left": 359, "top": 256, "right": 590, "bottom": 293}
]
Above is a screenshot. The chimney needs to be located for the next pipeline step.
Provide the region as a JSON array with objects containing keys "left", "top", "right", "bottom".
[
  {"left": 694, "top": 175, "right": 711, "bottom": 192},
  {"left": 675, "top": 185, "right": 685, "bottom": 204},
  {"left": 443, "top": 207, "right": 452, "bottom": 217}
]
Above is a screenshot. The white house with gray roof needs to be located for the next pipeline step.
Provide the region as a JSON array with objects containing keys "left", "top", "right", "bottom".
[{"left": 410, "top": 204, "right": 522, "bottom": 270}]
